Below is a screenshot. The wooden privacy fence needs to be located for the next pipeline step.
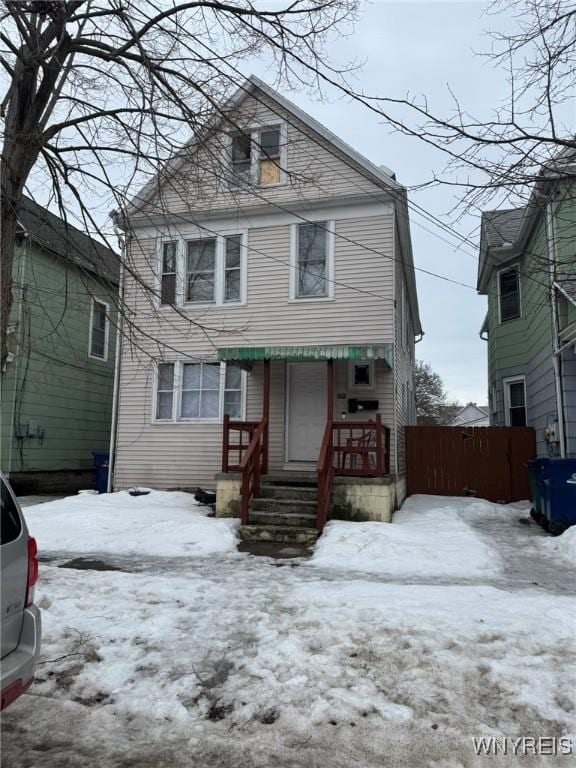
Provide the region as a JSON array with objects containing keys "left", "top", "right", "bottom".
[{"left": 405, "top": 426, "right": 536, "bottom": 503}]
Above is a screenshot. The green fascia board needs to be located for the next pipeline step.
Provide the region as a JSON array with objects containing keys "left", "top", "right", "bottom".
[{"left": 217, "top": 343, "right": 393, "bottom": 367}]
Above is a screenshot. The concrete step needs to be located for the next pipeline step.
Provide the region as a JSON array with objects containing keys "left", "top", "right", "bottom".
[
  {"left": 239, "top": 524, "right": 318, "bottom": 546},
  {"left": 251, "top": 498, "right": 317, "bottom": 515},
  {"left": 259, "top": 484, "right": 317, "bottom": 502},
  {"left": 249, "top": 510, "right": 316, "bottom": 528},
  {"left": 262, "top": 472, "right": 317, "bottom": 486}
]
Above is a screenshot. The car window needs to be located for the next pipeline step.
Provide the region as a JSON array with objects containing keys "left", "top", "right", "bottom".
[{"left": 1, "top": 478, "right": 22, "bottom": 545}]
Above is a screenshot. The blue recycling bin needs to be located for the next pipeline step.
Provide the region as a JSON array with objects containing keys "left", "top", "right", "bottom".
[
  {"left": 538, "top": 458, "right": 576, "bottom": 535},
  {"left": 92, "top": 451, "right": 110, "bottom": 494},
  {"left": 527, "top": 458, "right": 548, "bottom": 521}
]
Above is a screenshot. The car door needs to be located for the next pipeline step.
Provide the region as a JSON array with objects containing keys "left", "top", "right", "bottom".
[{"left": 1, "top": 476, "right": 28, "bottom": 659}]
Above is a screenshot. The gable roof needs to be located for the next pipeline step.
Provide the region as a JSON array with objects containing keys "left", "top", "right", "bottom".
[
  {"left": 477, "top": 146, "right": 576, "bottom": 294},
  {"left": 126, "top": 76, "right": 422, "bottom": 334},
  {"left": 477, "top": 207, "right": 527, "bottom": 293},
  {"left": 16, "top": 196, "right": 119, "bottom": 285}
]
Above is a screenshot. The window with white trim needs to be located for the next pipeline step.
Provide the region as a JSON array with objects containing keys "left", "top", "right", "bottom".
[
  {"left": 224, "top": 235, "right": 242, "bottom": 302},
  {"left": 181, "top": 363, "right": 220, "bottom": 419},
  {"left": 223, "top": 364, "right": 243, "bottom": 418},
  {"left": 186, "top": 238, "right": 216, "bottom": 303},
  {"left": 231, "top": 133, "right": 252, "bottom": 186},
  {"left": 498, "top": 266, "right": 521, "bottom": 322},
  {"left": 349, "top": 360, "right": 374, "bottom": 389},
  {"left": 503, "top": 377, "right": 527, "bottom": 426},
  {"left": 160, "top": 241, "right": 177, "bottom": 305},
  {"left": 230, "top": 124, "right": 285, "bottom": 188},
  {"left": 154, "top": 362, "right": 244, "bottom": 422},
  {"left": 89, "top": 299, "right": 109, "bottom": 360},
  {"left": 296, "top": 222, "right": 328, "bottom": 298},
  {"left": 156, "top": 363, "right": 175, "bottom": 419}
]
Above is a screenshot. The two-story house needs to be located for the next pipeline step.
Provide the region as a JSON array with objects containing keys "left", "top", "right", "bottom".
[
  {"left": 478, "top": 157, "right": 576, "bottom": 459},
  {"left": 112, "top": 76, "right": 422, "bottom": 542},
  {"left": 2, "top": 197, "right": 119, "bottom": 493}
]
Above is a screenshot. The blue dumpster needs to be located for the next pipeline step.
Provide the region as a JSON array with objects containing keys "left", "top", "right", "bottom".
[
  {"left": 92, "top": 451, "right": 110, "bottom": 494},
  {"left": 537, "top": 458, "right": 576, "bottom": 535}
]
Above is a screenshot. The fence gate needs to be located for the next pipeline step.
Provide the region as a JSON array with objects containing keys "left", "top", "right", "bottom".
[{"left": 405, "top": 426, "right": 536, "bottom": 503}]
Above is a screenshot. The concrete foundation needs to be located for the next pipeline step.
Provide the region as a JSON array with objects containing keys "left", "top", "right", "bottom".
[
  {"left": 331, "top": 475, "right": 397, "bottom": 523},
  {"left": 215, "top": 473, "right": 242, "bottom": 517},
  {"left": 216, "top": 471, "right": 406, "bottom": 523}
]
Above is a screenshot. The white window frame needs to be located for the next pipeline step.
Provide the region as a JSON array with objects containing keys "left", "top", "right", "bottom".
[
  {"left": 88, "top": 297, "right": 110, "bottom": 362},
  {"left": 228, "top": 122, "right": 288, "bottom": 189},
  {"left": 152, "top": 361, "right": 247, "bottom": 424},
  {"left": 157, "top": 230, "right": 247, "bottom": 309},
  {"left": 348, "top": 359, "right": 375, "bottom": 390},
  {"left": 156, "top": 236, "right": 183, "bottom": 308},
  {"left": 289, "top": 220, "right": 335, "bottom": 301},
  {"left": 497, "top": 263, "right": 522, "bottom": 324},
  {"left": 503, "top": 375, "right": 527, "bottom": 427}
]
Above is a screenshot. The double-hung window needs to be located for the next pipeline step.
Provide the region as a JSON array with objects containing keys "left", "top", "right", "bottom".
[
  {"left": 258, "top": 128, "right": 281, "bottom": 186},
  {"left": 156, "top": 363, "right": 175, "bottom": 419},
  {"left": 160, "top": 241, "right": 177, "bottom": 305},
  {"left": 154, "top": 362, "right": 244, "bottom": 422},
  {"left": 498, "top": 266, "right": 521, "bottom": 322},
  {"left": 231, "top": 133, "right": 252, "bottom": 186},
  {"left": 186, "top": 238, "right": 216, "bottom": 303},
  {"left": 503, "top": 377, "right": 527, "bottom": 426},
  {"left": 89, "top": 298, "right": 109, "bottom": 361},
  {"left": 224, "top": 235, "right": 242, "bottom": 302},
  {"left": 181, "top": 363, "right": 221, "bottom": 419},
  {"left": 294, "top": 222, "right": 333, "bottom": 299}
]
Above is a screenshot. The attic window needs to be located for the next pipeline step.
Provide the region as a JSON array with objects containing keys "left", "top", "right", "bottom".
[
  {"left": 258, "top": 128, "right": 281, "bottom": 185},
  {"left": 231, "top": 133, "right": 251, "bottom": 185}
]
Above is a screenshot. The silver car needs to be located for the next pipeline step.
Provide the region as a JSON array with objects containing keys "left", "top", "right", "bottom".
[{"left": 1, "top": 473, "right": 41, "bottom": 711}]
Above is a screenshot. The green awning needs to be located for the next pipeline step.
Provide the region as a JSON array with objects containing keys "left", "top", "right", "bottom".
[{"left": 217, "top": 343, "right": 393, "bottom": 367}]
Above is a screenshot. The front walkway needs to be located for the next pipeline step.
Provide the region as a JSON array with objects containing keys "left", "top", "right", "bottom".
[{"left": 3, "top": 492, "right": 575, "bottom": 767}]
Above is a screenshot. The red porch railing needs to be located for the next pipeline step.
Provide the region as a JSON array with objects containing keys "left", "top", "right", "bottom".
[
  {"left": 222, "top": 415, "right": 268, "bottom": 524},
  {"left": 316, "top": 414, "right": 391, "bottom": 531}
]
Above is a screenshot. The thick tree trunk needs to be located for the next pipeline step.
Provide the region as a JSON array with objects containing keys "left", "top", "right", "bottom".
[{"left": 0, "top": 189, "right": 20, "bottom": 374}]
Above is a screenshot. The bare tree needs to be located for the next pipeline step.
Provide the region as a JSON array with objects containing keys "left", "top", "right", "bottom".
[
  {"left": 0, "top": 0, "right": 359, "bottom": 372},
  {"left": 414, "top": 360, "right": 460, "bottom": 425},
  {"left": 378, "top": 0, "right": 576, "bottom": 211}
]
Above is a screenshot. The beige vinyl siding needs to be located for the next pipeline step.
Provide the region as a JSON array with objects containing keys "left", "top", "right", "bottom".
[
  {"left": 123, "top": 214, "right": 395, "bottom": 347},
  {"left": 133, "top": 91, "right": 385, "bottom": 224},
  {"left": 114, "top": 355, "right": 395, "bottom": 490},
  {"left": 114, "top": 212, "right": 398, "bottom": 489}
]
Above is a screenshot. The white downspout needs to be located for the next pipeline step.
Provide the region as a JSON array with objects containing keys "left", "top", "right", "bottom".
[
  {"left": 546, "top": 199, "right": 566, "bottom": 458},
  {"left": 106, "top": 222, "right": 126, "bottom": 492}
]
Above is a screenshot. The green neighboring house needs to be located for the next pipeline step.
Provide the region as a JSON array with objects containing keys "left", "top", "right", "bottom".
[
  {"left": 1, "top": 197, "right": 119, "bottom": 493},
  {"left": 477, "top": 165, "right": 576, "bottom": 459}
]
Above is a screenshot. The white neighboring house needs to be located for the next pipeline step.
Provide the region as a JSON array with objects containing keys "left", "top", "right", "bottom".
[
  {"left": 446, "top": 404, "right": 490, "bottom": 428},
  {"left": 112, "top": 76, "right": 423, "bottom": 533}
]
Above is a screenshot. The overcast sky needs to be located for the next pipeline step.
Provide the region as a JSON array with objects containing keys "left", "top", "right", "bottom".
[{"left": 250, "top": 0, "right": 519, "bottom": 405}]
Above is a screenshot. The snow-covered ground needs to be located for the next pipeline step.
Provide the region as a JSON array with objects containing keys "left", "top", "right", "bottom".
[
  {"left": 311, "top": 495, "right": 503, "bottom": 578},
  {"left": 22, "top": 489, "right": 239, "bottom": 557},
  {"left": 3, "top": 491, "right": 575, "bottom": 767}
]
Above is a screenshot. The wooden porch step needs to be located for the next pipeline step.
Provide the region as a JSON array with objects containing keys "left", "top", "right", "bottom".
[
  {"left": 251, "top": 498, "right": 316, "bottom": 515},
  {"left": 249, "top": 510, "right": 316, "bottom": 528},
  {"left": 239, "top": 524, "right": 318, "bottom": 546},
  {"left": 259, "top": 484, "right": 317, "bottom": 501}
]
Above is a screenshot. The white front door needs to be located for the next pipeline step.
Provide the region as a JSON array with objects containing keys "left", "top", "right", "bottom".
[{"left": 286, "top": 362, "right": 327, "bottom": 463}]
